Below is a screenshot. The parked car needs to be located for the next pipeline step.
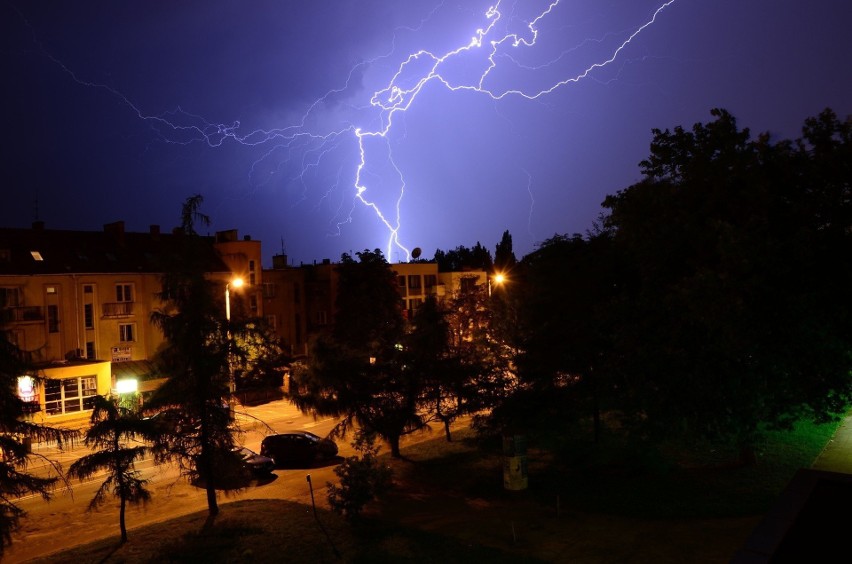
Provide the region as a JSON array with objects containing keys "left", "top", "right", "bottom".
[
  {"left": 233, "top": 446, "right": 275, "bottom": 476},
  {"left": 260, "top": 431, "right": 338, "bottom": 467}
]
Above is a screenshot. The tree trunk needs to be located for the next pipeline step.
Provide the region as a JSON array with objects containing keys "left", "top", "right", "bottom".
[
  {"left": 207, "top": 484, "right": 219, "bottom": 515},
  {"left": 443, "top": 419, "right": 453, "bottom": 442},
  {"left": 119, "top": 496, "right": 127, "bottom": 543},
  {"left": 389, "top": 435, "right": 401, "bottom": 458}
]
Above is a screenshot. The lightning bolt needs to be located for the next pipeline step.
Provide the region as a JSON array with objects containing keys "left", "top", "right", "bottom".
[{"left": 17, "top": 0, "right": 678, "bottom": 262}]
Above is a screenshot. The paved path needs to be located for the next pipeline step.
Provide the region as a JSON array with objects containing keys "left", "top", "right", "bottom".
[{"left": 810, "top": 411, "right": 852, "bottom": 473}]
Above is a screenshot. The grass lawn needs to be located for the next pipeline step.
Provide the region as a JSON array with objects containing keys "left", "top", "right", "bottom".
[{"left": 22, "top": 417, "right": 840, "bottom": 563}]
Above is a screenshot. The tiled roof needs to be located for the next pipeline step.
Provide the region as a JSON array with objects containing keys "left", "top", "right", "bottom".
[{"left": 0, "top": 223, "right": 229, "bottom": 275}]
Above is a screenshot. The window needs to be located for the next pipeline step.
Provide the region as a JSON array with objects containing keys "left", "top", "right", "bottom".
[
  {"left": 85, "top": 341, "right": 96, "bottom": 359},
  {"left": 119, "top": 323, "right": 135, "bottom": 342},
  {"left": 0, "top": 249, "right": 10, "bottom": 263},
  {"left": 30, "top": 251, "right": 44, "bottom": 261},
  {"left": 83, "top": 285, "right": 93, "bottom": 294},
  {"left": 295, "top": 313, "right": 302, "bottom": 345},
  {"left": 115, "top": 284, "right": 133, "bottom": 302},
  {"left": 316, "top": 311, "right": 328, "bottom": 325},
  {"left": 461, "top": 277, "right": 476, "bottom": 292},
  {"left": 250, "top": 295, "right": 258, "bottom": 313},
  {"left": 47, "top": 305, "right": 59, "bottom": 333},
  {"left": 263, "top": 282, "right": 276, "bottom": 298},
  {"left": 424, "top": 274, "right": 437, "bottom": 288},
  {"left": 249, "top": 260, "right": 256, "bottom": 285},
  {"left": 46, "top": 286, "right": 57, "bottom": 294},
  {"left": 266, "top": 315, "right": 277, "bottom": 331},
  {"left": 84, "top": 303, "right": 94, "bottom": 329},
  {"left": 294, "top": 283, "right": 300, "bottom": 304},
  {"left": 0, "top": 287, "right": 21, "bottom": 307},
  {"left": 408, "top": 275, "right": 422, "bottom": 292},
  {"left": 44, "top": 376, "right": 97, "bottom": 415}
]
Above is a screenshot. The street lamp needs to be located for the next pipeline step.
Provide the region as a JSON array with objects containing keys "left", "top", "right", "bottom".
[
  {"left": 225, "top": 276, "right": 244, "bottom": 323},
  {"left": 488, "top": 272, "right": 506, "bottom": 297},
  {"left": 225, "top": 277, "right": 244, "bottom": 412}
]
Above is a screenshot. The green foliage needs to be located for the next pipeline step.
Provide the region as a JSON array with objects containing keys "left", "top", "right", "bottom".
[
  {"left": 327, "top": 432, "right": 393, "bottom": 522},
  {"left": 232, "top": 321, "right": 290, "bottom": 389}
]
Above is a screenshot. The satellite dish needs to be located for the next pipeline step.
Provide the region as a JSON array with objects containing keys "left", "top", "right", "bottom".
[{"left": 411, "top": 247, "right": 422, "bottom": 260}]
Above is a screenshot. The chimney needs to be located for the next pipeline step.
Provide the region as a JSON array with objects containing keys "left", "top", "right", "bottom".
[
  {"left": 104, "top": 221, "right": 125, "bottom": 244},
  {"left": 272, "top": 254, "right": 288, "bottom": 269}
]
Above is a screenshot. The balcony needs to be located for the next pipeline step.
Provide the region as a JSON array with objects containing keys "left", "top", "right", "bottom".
[
  {"left": 102, "top": 302, "right": 134, "bottom": 317},
  {"left": 0, "top": 306, "right": 44, "bottom": 323}
]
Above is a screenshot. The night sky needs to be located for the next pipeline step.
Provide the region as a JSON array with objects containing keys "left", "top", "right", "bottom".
[{"left": 3, "top": 1, "right": 850, "bottom": 267}]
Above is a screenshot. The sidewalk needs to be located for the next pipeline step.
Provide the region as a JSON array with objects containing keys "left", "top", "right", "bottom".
[
  {"left": 732, "top": 411, "right": 852, "bottom": 563},
  {"left": 810, "top": 411, "right": 852, "bottom": 473}
]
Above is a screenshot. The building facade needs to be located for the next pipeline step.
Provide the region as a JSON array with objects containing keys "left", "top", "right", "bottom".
[{"left": 0, "top": 221, "right": 258, "bottom": 426}]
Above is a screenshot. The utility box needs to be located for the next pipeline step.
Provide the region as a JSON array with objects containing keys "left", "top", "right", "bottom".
[{"left": 502, "top": 434, "right": 528, "bottom": 490}]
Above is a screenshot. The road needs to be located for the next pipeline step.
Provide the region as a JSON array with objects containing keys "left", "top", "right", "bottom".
[{"left": 5, "top": 399, "right": 348, "bottom": 563}]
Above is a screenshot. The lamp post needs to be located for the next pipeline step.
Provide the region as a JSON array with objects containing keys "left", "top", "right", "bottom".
[
  {"left": 225, "top": 277, "right": 244, "bottom": 412},
  {"left": 488, "top": 272, "right": 505, "bottom": 297}
]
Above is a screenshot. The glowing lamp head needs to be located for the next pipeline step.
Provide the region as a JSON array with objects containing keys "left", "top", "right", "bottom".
[
  {"left": 115, "top": 378, "right": 138, "bottom": 394},
  {"left": 229, "top": 277, "right": 244, "bottom": 289},
  {"left": 493, "top": 273, "right": 505, "bottom": 285}
]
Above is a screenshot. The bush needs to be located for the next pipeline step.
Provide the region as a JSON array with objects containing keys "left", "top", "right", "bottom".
[{"left": 326, "top": 432, "right": 393, "bottom": 521}]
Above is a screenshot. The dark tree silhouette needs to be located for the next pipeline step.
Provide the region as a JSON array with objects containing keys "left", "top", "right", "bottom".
[
  {"left": 67, "top": 395, "right": 152, "bottom": 543},
  {"left": 602, "top": 108, "right": 852, "bottom": 463},
  {"left": 0, "top": 333, "right": 78, "bottom": 556},
  {"left": 290, "top": 249, "right": 420, "bottom": 457},
  {"left": 146, "top": 195, "right": 237, "bottom": 515}
]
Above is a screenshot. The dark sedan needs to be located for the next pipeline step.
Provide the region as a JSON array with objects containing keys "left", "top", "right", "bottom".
[
  {"left": 234, "top": 446, "right": 276, "bottom": 476},
  {"left": 260, "top": 431, "right": 338, "bottom": 467}
]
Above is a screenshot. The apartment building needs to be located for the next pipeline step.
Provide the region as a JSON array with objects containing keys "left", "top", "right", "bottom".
[
  {"left": 261, "top": 255, "right": 487, "bottom": 354},
  {"left": 0, "top": 221, "right": 259, "bottom": 426}
]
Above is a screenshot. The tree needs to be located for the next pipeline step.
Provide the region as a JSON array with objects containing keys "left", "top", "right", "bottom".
[
  {"left": 0, "top": 334, "right": 77, "bottom": 556},
  {"left": 232, "top": 321, "right": 290, "bottom": 390},
  {"left": 494, "top": 230, "right": 516, "bottom": 274},
  {"left": 290, "top": 249, "right": 421, "bottom": 457},
  {"left": 67, "top": 395, "right": 152, "bottom": 543},
  {"left": 602, "top": 108, "right": 852, "bottom": 462},
  {"left": 433, "top": 243, "right": 493, "bottom": 272},
  {"left": 326, "top": 431, "right": 392, "bottom": 522},
  {"left": 146, "top": 195, "right": 237, "bottom": 515},
  {"left": 506, "top": 231, "right": 621, "bottom": 442}
]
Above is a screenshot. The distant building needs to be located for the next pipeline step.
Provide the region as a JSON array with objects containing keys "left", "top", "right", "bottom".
[
  {"left": 0, "top": 221, "right": 259, "bottom": 426},
  {"left": 1, "top": 218, "right": 486, "bottom": 427},
  {"left": 261, "top": 255, "right": 487, "bottom": 353}
]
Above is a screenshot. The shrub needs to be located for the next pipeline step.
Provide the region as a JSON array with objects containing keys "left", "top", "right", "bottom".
[{"left": 327, "top": 432, "right": 393, "bottom": 521}]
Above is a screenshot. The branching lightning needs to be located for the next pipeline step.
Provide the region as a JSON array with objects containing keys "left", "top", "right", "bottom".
[{"left": 19, "top": 0, "right": 678, "bottom": 262}]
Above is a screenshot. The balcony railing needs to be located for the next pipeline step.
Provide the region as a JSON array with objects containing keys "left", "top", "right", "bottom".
[
  {"left": 102, "top": 302, "right": 134, "bottom": 317},
  {"left": 0, "top": 306, "right": 44, "bottom": 323}
]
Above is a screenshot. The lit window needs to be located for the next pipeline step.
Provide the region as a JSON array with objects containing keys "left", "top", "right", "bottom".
[
  {"left": 44, "top": 376, "right": 97, "bottom": 415},
  {"left": 30, "top": 251, "right": 44, "bottom": 261}
]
